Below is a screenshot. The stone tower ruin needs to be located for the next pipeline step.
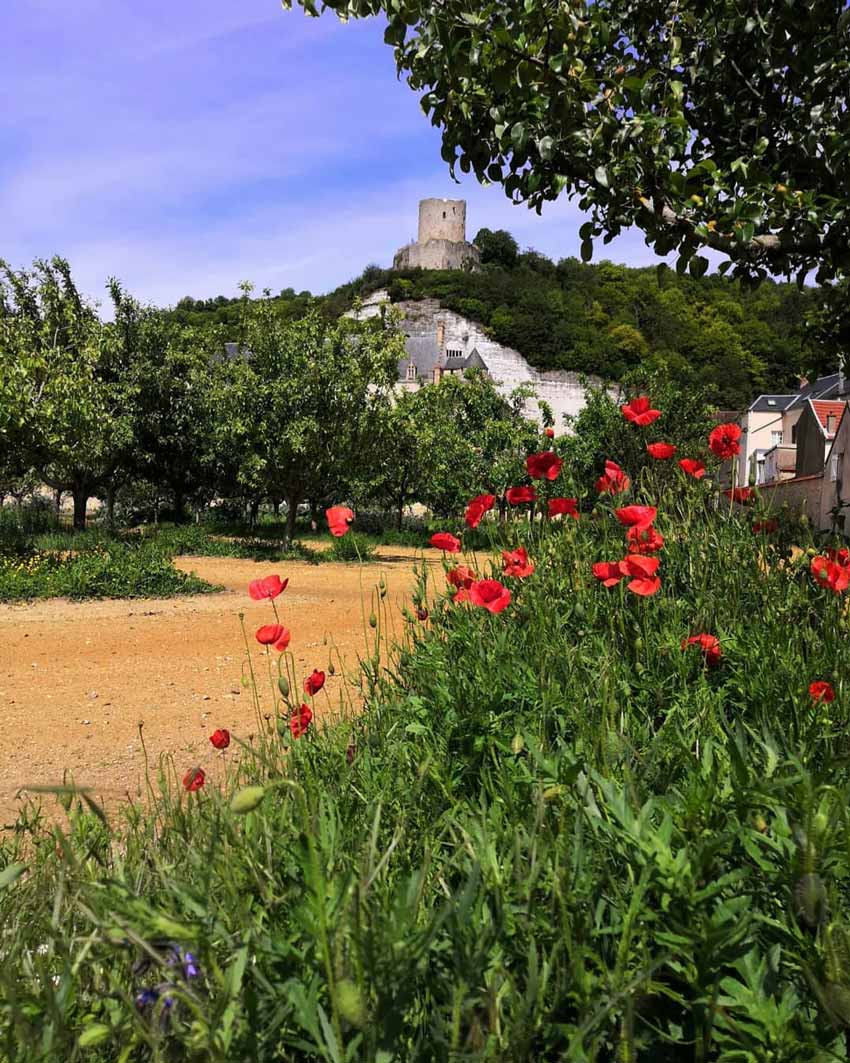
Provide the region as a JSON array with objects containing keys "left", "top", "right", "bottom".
[{"left": 393, "top": 198, "right": 481, "bottom": 272}]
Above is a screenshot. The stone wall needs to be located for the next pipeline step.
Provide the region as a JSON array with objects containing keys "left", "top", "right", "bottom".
[
  {"left": 418, "top": 198, "right": 466, "bottom": 243},
  {"left": 392, "top": 239, "right": 480, "bottom": 272}
]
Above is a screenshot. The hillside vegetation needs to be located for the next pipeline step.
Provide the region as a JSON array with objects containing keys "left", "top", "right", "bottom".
[{"left": 166, "top": 231, "right": 831, "bottom": 410}]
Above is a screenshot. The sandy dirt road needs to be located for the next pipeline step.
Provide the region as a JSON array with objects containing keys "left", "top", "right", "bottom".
[{"left": 0, "top": 549, "right": 432, "bottom": 824}]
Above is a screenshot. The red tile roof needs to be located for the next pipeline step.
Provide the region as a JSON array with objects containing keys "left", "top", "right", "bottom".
[{"left": 811, "top": 400, "right": 847, "bottom": 435}]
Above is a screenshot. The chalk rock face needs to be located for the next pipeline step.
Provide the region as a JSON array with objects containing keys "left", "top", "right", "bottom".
[{"left": 352, "top": 289, "right": 613, "bottom": 429}]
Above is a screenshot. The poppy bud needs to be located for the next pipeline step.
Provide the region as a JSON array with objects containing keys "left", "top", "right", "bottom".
[
  {"left": 542, "top": 785, "right": 563, "bottom": 801},
  {"left": 416, "top": 607, "right": 429, "bottom": 622},
  {"left": 276, "top": 716, "right": 288, "bottom": 737},
  {"left": 511, "top": 734, "right": 525, "bottom": 755},
  {"left": 753, "top": 814, "right": 768, "bottom": 833},
  {"left": 230, "top": 786, "right": 266, "bottom": 814},
  {"left": 825, "top": 984, "right": 850, "bottom": 1028},
  {"left": 335, "top": 978, "right": 367, "bottom": 1028},
  {"left": 277, "top": 676, "right": 290, "bottom": 697},
  {"left": 794, "top": 872, "right": 827, "bottom": 928},
  {"left": 813, "top": 811, "right": 829, "bottom": 838},
  {"left": 328, "top": 662, "right": 335, "bottom": 676},
  {"left": 369, "top": 613, "right": 378, "bottom": 628}
]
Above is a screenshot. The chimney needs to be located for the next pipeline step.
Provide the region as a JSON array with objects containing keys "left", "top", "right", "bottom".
[
  {"left": 436, "top": 320, "right": 446, "bottom": 353},
  {"left": 839, "top": 365, "right": 847, "bottom": 396},
  {"left": 798, "top": 375, "right": 809, "bottom": 391}
]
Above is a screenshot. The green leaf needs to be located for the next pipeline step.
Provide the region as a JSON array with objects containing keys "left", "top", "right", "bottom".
[
  {"left": 594, "top": 166, "right": 609, "bottom": 189},
  {"left": 0, "top": 863, "right": 26, "bottom": 890},
  {"left": 78, "top": 1024, "right": 111, "bottom": 1048},
  {"left": 580, "top": 239, "right": 593, "bottom": 262}
]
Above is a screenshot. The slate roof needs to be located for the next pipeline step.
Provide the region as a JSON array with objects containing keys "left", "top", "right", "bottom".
[
  {"left": 400, "top": 336, "right": 488, "bottom": 380},
  {"left": 748, "top": 374, "right": 846, "bottom": 414},
  {"left": 749, "top": 394, "right": 797, "bottom": 413}
]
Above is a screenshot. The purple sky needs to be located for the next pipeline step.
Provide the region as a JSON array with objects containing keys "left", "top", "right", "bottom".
[{"left": 1, "top": 0, "right": 668, "bottom": 309}]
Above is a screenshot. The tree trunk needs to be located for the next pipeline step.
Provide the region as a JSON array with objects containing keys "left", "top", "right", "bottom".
[
  {"left": 106, "top": 484, "right": 116, "bottom": 529},
  {"left": 309, "top": 500, "right": 321, "bottom": 532},
  {"left": 72, "top": 487, "right": 89, "bottom": 532},
  {"left": 284, "top": 493, "right": 298, "bottom": 544},
  {"left": 52, "top": 488, "right": 63, "bottom": 523},
  {"left": 272, "top": 499, "right": 281, "bottom": 518},
  {"left": 173, "top": 489, "right": 187, "bottom": 524},
  {"left": 396, "top": 496, "right": 405, "bottom": 531},
  {"left": 249, "top": 498, "right": 260, "bottom": 528}
]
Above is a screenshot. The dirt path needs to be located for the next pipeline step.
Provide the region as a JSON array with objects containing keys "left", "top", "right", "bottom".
[{"left": 0, "top": 549, "right": 434, "bottom": 824}]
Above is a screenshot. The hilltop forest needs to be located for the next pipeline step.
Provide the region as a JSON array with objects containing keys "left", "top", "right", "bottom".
[{"left": 167, "top": 228, "right": 832, "bottom": 410}]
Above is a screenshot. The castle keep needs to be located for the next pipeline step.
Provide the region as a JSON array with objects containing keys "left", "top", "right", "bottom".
[{"left": 392, "top": 198, "right": 481, "bottom": 272}]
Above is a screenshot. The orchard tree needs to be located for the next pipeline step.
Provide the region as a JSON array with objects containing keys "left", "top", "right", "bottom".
[
  {"left": 209, "top": 296, "right": 404, "bottom": 542},
  {"left": 287, "top": 1, "right": 850, "bottom": 299},
  {"left": 0, "top": 258, "right": 136, "bottom": 530}
]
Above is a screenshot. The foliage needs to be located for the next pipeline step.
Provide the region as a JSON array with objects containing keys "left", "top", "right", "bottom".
[
  {"left": 0, "top": 534, "right": 214, "bottom": 602},
  {"left": 2, "top": 431, "right": 850, "bottom": 1056},
  {"left": 289, "top": 0, "right": 850, "bottom": 295},
  {"left": 473, "top": 227, "right": 519, "bottom": 270}
]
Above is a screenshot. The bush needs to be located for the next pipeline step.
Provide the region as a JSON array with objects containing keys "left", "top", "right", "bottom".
[{"left": 326, "top": 530, "right": 378, "bottom": 563}]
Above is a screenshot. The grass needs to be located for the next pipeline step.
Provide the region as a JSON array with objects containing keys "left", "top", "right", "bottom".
[{"left": 2, "top": 459, "right": 850, "bottom": 1060}]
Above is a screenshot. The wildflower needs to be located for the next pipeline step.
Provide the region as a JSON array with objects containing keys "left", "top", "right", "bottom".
[
  {"left": 678, "top": 458, "right": 706, "bottom": 479},
  {"left": 255, "top": 624, "right": 291, "bottom": 651},
  {"left": 468, "top": 579, "right": 512, "bottom": 614},
  {"left": 209, "top": 729, "right": 230, "bottom": 750},
  {"left": 619, "top": 554, "right": 661, "bottom": 596},
  {"left": 290, "top": 704, "right": 313, "bottom": 739},
  {"left": 549, "top": 497, "right": 579, "bottom": 519},
  {"left": 446, "top": 564, "right": 475, "bottom": 590},
  {"left": 430, "top": 532, "right": 461, "bottom": 553},
  {"left": 627, "top": 524, "right": 664, "bottom": 554},
  {"left": 526, "top": 451, "right": 564, "bottom": 481},
  {"left": 136, "top": 988, "right": 161, "bottom": 1009},
  {"left": 304, "top": 669, "right": 325, "bottom": 696},
  {"left": 592, "top": 561, "right": 624, "bottom": 588},
  {"left": 544, "top": 427, "right": 555, "bottom": 439},
  {"left": 326, "top": 506, "right": 354, "bottom": 537},
  {"left": 464, "top": 493, "right": 496, "bottom": 529},
  {"left": 725, "top": 487, "right": 753, "bottom": 503},
  {"left": 416, "top": 607, "right": 429, "bottom": 621},
  {"left": 452, "top": 587, "right": 471, "bottom": 604},
  {"left": 809, "top": 680, "right": 836, "bottom": 703},
  {"left": 752, "top": 519, "right": 778, "bottom": 534},
  {"left": 682, "top": 634, "right": 722, "bottom": 668},
  {"left": 811, "top": 556, "right": 850, "bottom": 593},
  {"left": 647, "top": 442, "right": 677, "bottom": 459},
  {"left": 183, "top": 767, "right": 205, "bottom": 792},
  {"left": 621, "top": 396, "right": 661, "bottom": 426},
  {"left": 615, "top": 505, "right": 657, "bottom": 530},
  {"left": 709, "top": 423, "right": 742, "bottom": 459},
  {"left": 502, "top": 546, "right": 535, "bottom": 578},
  {"left": 248, "top": 574, "right": 288, "bottom": 601},
  {"left": 506, "top": 486, "right": 537, "bottom": 505},
  {"left": 596, "top": 459, "right": 631, "bottom": 495},
  {"left": 827, "top": 547, "right": 850, "bottom": 568}
]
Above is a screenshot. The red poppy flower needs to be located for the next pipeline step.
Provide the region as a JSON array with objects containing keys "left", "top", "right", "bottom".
[
  {"left": 548, "top": 497, "right": 579, "bottom": 519},
  {"left": 811, "top": 556, "right": 850, "bottom": 593},
  {"left": 709, "top": 423, "right": 742, "bottom": 459},
  {"left": 646, "top": 442, "right": 677, "bottom": 460},
  {"left": 326, "top": 505, "right": 354, "bottom": 537},
  {"left": 290, "top": 704, "right": 313, "bottom": 739},
  {"left": 827, "top": 547, "right": 850, "bottom": 568},
  {"left": 304, "top": 669, "right": 326, "bottom": 696},
  {"left": 809, "top": 680, "right": 836, "bottom": 703},
  {"left": 430, "top": 532, "right": 462, "bottom": 553},
  {"left": 464, "top": 493, "right": 496, "bottom": 529},
  {"left": 676, "top": 458, "right": 705, "bottom": 480},
  {"left": 468, "top": 579, "right": 512, "bottom": 614},
  {"left": 446, "top": 564, "right": 475, "bottom": 590},
  {"left": 183, "top": 767, "right": 205, "bottom": 792},
  {"left": 596, "top": 460, "right": 631, "bottom": 495},
  {"left": 248, "top": 574, "right": 288, "bottom": 601},
  {"left": 621, "top": 396, "right": 661, "bottom": 426},
  {"left": 619, "top": 554, "right": 661, "bottom": 596},
  {"left": 256, "top": 624, "right": 291, "bottom": 651},
  {"left": 592, "top": 561, "right": 624, "bottom": 588},
  {"left": 626, "top": 524, "right": 665, "bottom": 554},
  {"left": 502, "top": 546, "right": 535, "bottom": 578},
  {"left": 544, "top": 427, "right": 555, "bottom": 439},
  {"left": 682, "top": 633, "right": 722, "bottom": 667},
  {"left": 752, "top": 519, "right": 779, "bottom": 534},
  {"left": 724, "top": 487, "right": 753, "bottom": 503},
  {"left": 453, "top": 587, "right": 471, "bottom": 604},
  {"left": 209, "top": 728, "right": 230, "bottom": 750},
  {"left": 506, "top": 486, "right": 537, "bottom": 505},
  {"left": 526, "top": 451, "right": 564, "bottom": 481},
  {"left": 615, "top": 505, "right": 657, "bottom": 530}
]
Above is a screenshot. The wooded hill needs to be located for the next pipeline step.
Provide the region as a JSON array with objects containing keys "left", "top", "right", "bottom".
[{"left": 166, "top": 231, "right": 831, "bottom": 410}]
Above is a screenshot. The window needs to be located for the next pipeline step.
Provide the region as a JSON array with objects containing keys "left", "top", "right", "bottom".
[
  {"left": 791, "top": 424, "right": 798, "bottom": 444},
  {"left": 406, "top": 363, "right": 416, "bottom": 381},
  {"left": 442, "top": 211, "right": 446, "bottom": 219},
  {"left": 830, "top": 453, "right": 840, "bottom": 482},
  {"left": 827, "top": 414, "right": 838, "bottom": 434},
  {"left": 771, "top": 431, "right": 783, "bottom": 447}
]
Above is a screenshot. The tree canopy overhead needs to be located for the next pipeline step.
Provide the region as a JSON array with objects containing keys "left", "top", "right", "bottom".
[{"left": 287, "top": 0, "right": 850, "bottom": 288}]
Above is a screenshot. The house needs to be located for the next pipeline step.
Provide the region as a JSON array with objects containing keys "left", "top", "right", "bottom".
[
  {"left": 738, "top": 373, "right": 846, "bottom": 485},
  {"left": 820, "top": 405, "right": 850, "bottom": 534},
  {"left": 794, "top": 399, "right": 848, "bottom": 477}
]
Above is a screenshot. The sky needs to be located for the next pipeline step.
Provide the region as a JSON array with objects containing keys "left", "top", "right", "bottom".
[{"left": 1, "top": 0, "right": 667, "bottom": 310}]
